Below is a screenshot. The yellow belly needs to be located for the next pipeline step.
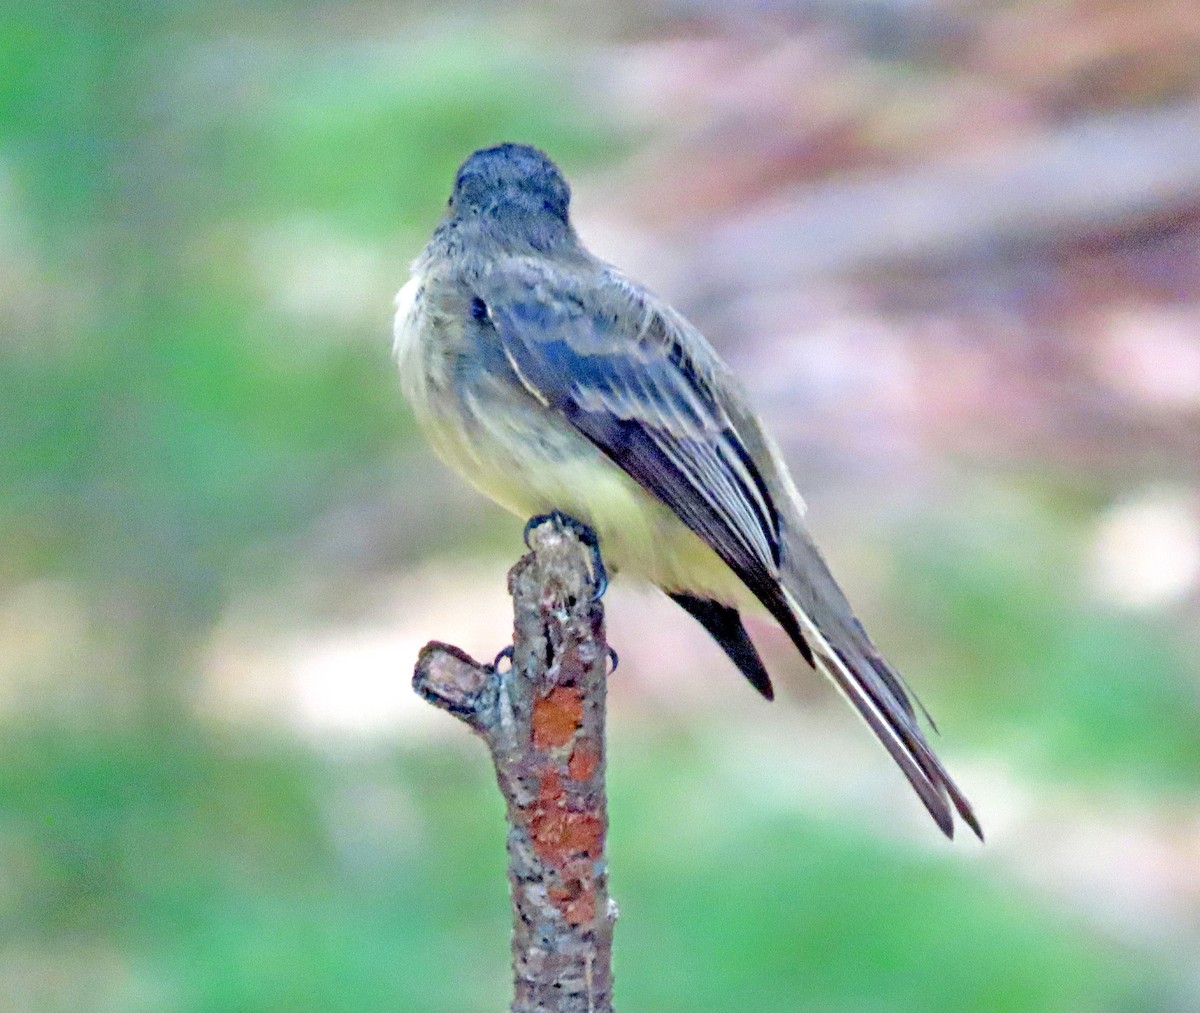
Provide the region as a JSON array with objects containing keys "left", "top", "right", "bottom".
[{"left": 425, "top": 405, "right": 749, "bottom": 606}]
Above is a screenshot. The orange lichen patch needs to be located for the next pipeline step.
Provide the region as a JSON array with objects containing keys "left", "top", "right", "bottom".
[
  {"left": 528, "top": 771, "right": 604, "bottom": 864},
  {"left": 538, "top": 768, "right": 564, "bottom": 803},
  {"left": 565, "top": 886, "right": 596, "bottom": 927},
  {"left": 530, "top": 805, "right": 604, "bottom": 864},
  {"left": 549, "top": 881, "right": 597, "bottom": 927},
  {"left": 532, "top": 684, "right": 583, "bottom": 750},
  {"left": 568, "top": 742, "right": 599, "bottom": 782}
]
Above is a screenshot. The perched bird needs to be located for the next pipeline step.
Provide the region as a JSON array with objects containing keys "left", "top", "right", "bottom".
[{"left": 393, "top": 142, "right": 981, "bottom": 840}]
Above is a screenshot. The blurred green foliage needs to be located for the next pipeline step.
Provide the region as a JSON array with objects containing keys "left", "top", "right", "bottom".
[
  {"left": 0, "top": 3, "right": 617, "bottom": 709},
  {"left": 902, "top": 498, "right": 1200, "bottom": 791},
  {"left": 0, "top": 733, "right": 1175, "bottom": 1012},
  {"left": 611, "top": 738, "right": 1171, "bottom": 1013},
  {"left": 2, "top": 11, "right": 602, "bottom": 528}
]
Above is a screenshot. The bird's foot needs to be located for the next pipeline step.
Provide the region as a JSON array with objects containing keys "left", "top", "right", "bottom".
[
  {"left": 523, "top": 510, "right": 608, "bottom": 600},
  {"left": 494, "top": 643, "right": 617, "bottom": 676}
]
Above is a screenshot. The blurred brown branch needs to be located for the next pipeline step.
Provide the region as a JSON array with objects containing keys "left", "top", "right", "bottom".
[
  {"left": 698, "top": 100, "right": 1200, "bottom": 293},
  {"left": 412, "top": 518, "right": 616, "bottom": 1013}
]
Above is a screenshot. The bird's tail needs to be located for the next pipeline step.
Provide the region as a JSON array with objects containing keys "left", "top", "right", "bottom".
[{"left": 779, "top": 540, "right": 982, "bottom": 840}]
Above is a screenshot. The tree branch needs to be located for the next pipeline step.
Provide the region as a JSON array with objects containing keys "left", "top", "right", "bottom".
[{"left": 412, "top": 518, "right": 616, "bottom": 1013}]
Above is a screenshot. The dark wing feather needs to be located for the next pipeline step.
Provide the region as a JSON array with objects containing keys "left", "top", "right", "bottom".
[{"left": 668, "top": 593, "right": 774, "bottom": 699}]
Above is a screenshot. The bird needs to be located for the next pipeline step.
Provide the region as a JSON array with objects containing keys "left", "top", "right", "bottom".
[{"left": 393, "top": 142, "right": 981, "bottom": 840}]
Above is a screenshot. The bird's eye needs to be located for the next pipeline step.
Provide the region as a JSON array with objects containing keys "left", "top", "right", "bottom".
[{"left": 470, "top": 296, "right": 489, "bottom": 323}]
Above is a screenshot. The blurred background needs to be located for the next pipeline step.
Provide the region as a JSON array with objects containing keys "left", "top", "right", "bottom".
[{"left": 3, "top": 1, "right": 1199, "bottom": 1009}]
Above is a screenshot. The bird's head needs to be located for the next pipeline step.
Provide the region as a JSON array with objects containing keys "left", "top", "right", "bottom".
[{"left": 445, "top": 143, "right": 574, "bottom": 251}]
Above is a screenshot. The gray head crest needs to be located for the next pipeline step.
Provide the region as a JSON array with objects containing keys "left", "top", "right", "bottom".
[{"left": 450, "top": 143, "right": 572, "bottom": 227}]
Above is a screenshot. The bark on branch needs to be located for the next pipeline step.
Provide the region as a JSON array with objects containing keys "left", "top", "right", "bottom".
[{"left": 412, "top": 518, "right": 616, "bottom": 1013}]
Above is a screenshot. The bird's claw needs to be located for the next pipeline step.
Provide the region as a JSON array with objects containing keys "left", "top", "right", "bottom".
[{"left": 494, "top": 644, "right": 615, "bottom": 675}]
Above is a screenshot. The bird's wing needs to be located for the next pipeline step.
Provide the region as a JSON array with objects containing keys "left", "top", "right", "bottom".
[
  {"left": 474, "top": 260, "right": 807, "bottom": 651},
  {"left": 475, "top": 258, "right": 980, "bottom": 840}
]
